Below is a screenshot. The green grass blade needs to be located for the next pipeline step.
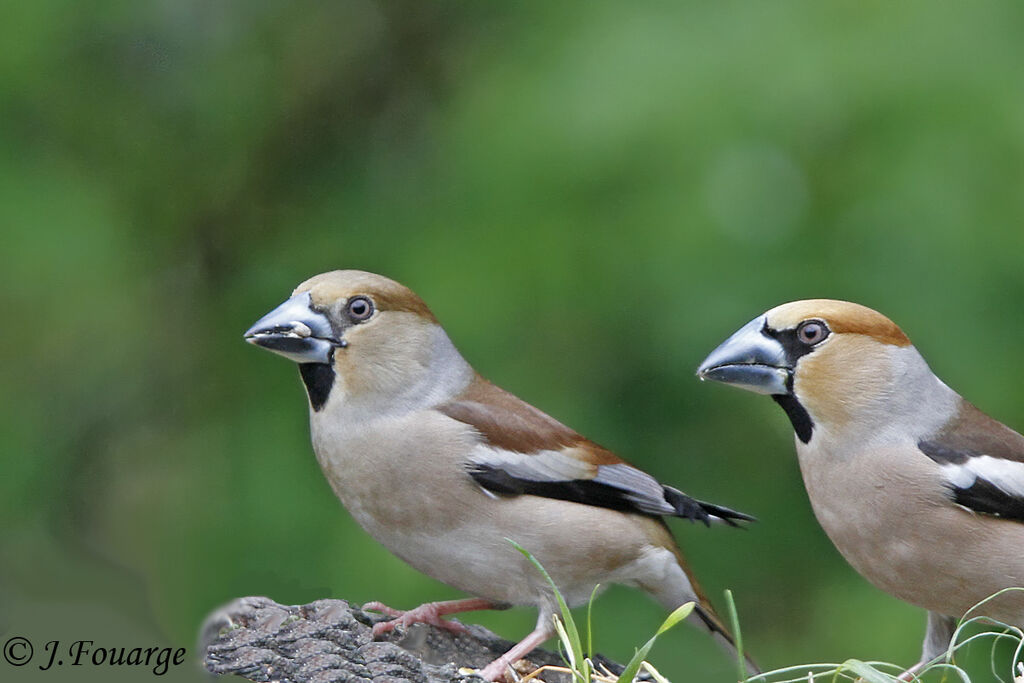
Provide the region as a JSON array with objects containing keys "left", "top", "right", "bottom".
[
  {"left": 553, "top": 616, "right": 575, "bottom": 667},
  {"left": 838, "top": 659, "right": 897, "bottom": 683},
  {"left": 617, "top": 641, "right": 656, "bottom": 683},
  {"left": 507, "top": 539, "right": 587, "bottom": 682},
  {"left": 587, "top": 583, "right": 600, "bottom": 659},
  {"left": 724, "top": 589, "right": 748, "bottom": 682},
  {"left": 657, "top": 601, "right": 695, "bottom": 635},
  {"left": 617, "top": 602, "right": 693, "bottom": 683}
]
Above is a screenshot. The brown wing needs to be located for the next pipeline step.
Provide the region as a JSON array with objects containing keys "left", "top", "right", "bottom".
[
  {"left": 441, "top": 375, "right": 754, "bottom": 525},
  {"left": 438, "top": 374, "right": 598, "bottom": 456},
  {"left": 922, "top": 401, "right": 1024, "bottom": 464},
  {"left": 919, "top": 400, "right": 1024, "bottom": 522}
]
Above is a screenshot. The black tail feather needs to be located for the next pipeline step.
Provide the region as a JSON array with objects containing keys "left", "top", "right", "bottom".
[
  {"left": 663, "top": 486, "right": 756, "bottom": 527},
  {"left": 692, "top": 603, "right": 761, "bottom": 674}
]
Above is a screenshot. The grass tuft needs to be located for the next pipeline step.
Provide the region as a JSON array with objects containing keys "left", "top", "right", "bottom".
[
  {"left": 508, "top": 539, "right": 690, "bottom": 683},
  {"left": 746, "top": 588, "right": 1024, "bottom": 683},
  {"left": 503, "top": 545, "right": 1021, "bottom": 683}
]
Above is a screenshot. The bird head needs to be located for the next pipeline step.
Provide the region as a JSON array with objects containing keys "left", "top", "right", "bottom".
[
  {"left": 244, "top": 270, "right": 471, "bottom": 412},
  {"left": 697, "top": 300, "right": 944, "bottom": 444}
]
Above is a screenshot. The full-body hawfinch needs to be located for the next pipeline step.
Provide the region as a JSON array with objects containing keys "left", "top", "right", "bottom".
[
  {"left": 698, "top": 299, "right": 1024, "bottom": 678},
  {"left": 245, "top": 270, "right": 754, "bottom": 681}
]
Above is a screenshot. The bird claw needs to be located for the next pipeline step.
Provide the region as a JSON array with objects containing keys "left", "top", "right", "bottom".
[
  {"left": 476, "top": 657, "right": 515, "bottom": 682},
  {"left": 362, "top": 601, "right": 404, "bottom": 618},
  {"left": 363, "top": 601, "right": 472, "bottom": 637}
]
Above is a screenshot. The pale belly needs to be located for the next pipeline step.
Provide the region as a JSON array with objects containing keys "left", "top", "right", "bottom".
[
  {"left": 308, "top": 410, "right": 682, "bottom": 610},
  {"left": 797, "top": 441, "right": 1024, "bottom": 625}
]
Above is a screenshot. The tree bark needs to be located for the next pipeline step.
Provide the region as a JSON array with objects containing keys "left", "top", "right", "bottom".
[{"left": 200, "top": 596, "right": 626, "bottom": 683}]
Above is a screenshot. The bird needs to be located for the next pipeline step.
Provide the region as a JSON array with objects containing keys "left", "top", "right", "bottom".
[
  {"left": 697, "top": 299, "right": 1024, "bottom": 679},
  {"left": 243, "top": 269, "right": 755, "bottom": 681}
]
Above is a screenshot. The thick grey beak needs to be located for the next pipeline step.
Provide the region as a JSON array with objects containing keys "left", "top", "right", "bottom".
[
  {"left": 244, "top": 291, "right": 338, "bottom": 364},
  {"left": 697, "top": 315, "right": 791, "bottom": 395}
]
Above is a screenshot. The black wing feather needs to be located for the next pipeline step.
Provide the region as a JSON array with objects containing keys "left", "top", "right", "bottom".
[
  {"left": 919, "top": 438, "right": 1024, "bottom": 523},
  {"left": 468, "top": 463, "right": 755, "bottom": 526},
  {"left": 950, "top": 478, "right": 1024, "bottom": 522}
]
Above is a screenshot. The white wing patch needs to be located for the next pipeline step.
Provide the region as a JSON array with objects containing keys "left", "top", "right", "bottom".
[
  {"left": 470, "top": 446, "right": 597, "bottom": 481},
  {"left": 941, "top": 455, "right": 1024, "bottom": 498},
  {"left": 467, "top": 446, "right": 675, "bottom": 515}
]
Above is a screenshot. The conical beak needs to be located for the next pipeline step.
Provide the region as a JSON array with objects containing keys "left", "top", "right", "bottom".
[
  {"left": 697, "top": 315, "right": 791, "bottom": 395},
  {"left": 244, "top": 291, "right": 338, "bottom": 364}
]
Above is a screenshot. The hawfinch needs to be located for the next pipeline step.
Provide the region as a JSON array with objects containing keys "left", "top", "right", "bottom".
[
  {"left": 244, "top": 270, "right": 754, "bottom": 681},
  {"left": 697, "top": 299, "right": 1024, "bottom": 677}
]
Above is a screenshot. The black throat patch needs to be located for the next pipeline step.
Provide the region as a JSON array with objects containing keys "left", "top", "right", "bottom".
[
  {"left": 772, "top": 393, "right": 814, "bottom": 444},
  {"left": 299, "top": 363, "right": 335, "bottom": 412}
]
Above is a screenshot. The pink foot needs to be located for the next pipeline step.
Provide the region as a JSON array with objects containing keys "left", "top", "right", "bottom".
[
  {"left": 364, "top": 601, "right": 472, "bottom": 637},
  {"left": 476, "top": 623, "right": 553, "bottom": 682},
  {"left": 477, "top": 655, "right": 519, "bottom": 682},
  {"left": 896, "top": 660, "right": 927, "bottom": 681}
]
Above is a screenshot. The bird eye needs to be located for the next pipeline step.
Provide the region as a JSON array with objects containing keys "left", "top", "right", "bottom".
[
  {"left": 347, "top": 296, "right": 374, "bottom": 322},
  {"left": 796, "top": 320, "right": 829, "bottom": 345}
]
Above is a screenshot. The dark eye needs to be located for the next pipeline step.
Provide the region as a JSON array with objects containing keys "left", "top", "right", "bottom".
[
  {"left": 797, "top": 320, "right": 829, "bottom": 345},
  {"left": 347, "top": 296, "right": 374, "bottom": 322}
]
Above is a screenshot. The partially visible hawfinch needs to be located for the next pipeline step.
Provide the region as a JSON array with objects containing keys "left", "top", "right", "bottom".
[
  {"left": 698, "top": 299, "right": 1024, "bottom": 678},
  {"left": 244, "top": 270, "right": 755, "bottom": 681}
]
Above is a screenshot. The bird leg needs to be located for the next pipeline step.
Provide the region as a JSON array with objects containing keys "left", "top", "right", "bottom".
[
  {"left": 476, "top": 618, "right": 555, "bottom": 682},
  {"left": 897, "top": 612, "right": 956, "bottom": 681},
  {"left": 364, "top": 597, "right": 496, "bottom": 637},
  {"left": 897, "top": 662, "right": 925, "bottom": 682}
]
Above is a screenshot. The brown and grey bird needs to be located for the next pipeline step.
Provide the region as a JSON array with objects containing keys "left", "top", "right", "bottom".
[
  {"left": 244, "top": 270, "right": 755, "bottom": 681},
  {"left": 697, "top": 299, "right": 1024, "bottom": 678}
]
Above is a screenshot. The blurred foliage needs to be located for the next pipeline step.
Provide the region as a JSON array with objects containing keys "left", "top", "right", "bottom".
[{"left": 3, "top": 1, "right": 1024, "bottom": 682}]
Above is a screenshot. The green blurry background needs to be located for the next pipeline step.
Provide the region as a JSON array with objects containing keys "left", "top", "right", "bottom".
[{"left": 3, "top": 2, "right": 1024, "bottom": 681}]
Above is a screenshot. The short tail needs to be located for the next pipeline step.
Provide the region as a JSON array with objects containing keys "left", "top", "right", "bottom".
[{"left": 663, "top": 486, "right": 756, "bottom": 527}]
